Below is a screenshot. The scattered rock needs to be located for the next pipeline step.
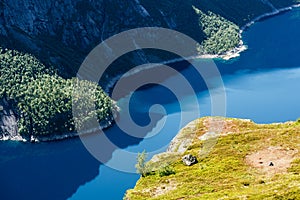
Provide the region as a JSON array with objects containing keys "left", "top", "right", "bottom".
[{"left": 182, "top": 154, "right": 198, "bottom": 166}]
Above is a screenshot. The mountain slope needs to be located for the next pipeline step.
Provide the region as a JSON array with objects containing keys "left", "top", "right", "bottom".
[{"left": 0, "top": 0, "right": 299, "bottom": 78}]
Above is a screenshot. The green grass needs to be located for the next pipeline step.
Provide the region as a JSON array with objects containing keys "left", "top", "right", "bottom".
[{"left": 125, "top": 118, "right": 300, "bottom": 199}]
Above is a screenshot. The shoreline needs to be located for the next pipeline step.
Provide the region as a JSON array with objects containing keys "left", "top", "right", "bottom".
[
  {"left": 0, "top": 118, "right": 114, "bottom": 143},
  {"left": 0, "top": 106, "right": 119, "bottom": 143},
  {"left": 105, "top": 4, "right": 300, "bottom": 93},
  {"left": 241, "top": 4, "right": 300, "bottom": 32}
]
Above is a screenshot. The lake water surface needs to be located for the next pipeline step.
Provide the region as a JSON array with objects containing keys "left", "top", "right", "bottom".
[{"left": 1, "top": 7, "right": 300, "bottom": 200}]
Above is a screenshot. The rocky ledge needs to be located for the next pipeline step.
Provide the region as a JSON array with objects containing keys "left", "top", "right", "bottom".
[{"left": 125, "top": 117, "right": 300, "bottom": 199}]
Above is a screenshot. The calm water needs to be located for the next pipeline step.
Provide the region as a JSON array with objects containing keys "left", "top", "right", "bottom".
[{"left": 1, "top": 8, "right": 300, "bottom": 200}]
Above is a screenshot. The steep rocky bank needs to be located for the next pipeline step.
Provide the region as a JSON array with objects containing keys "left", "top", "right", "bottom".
[
  {"left": 0, "top": 97, "right": 19, "bottom": 140},
  {"left": 0, "top": 95, "right": 119, "bottom": 142},
  {"left": 0, "top": 0, "right": 298, "bottom": 78}
]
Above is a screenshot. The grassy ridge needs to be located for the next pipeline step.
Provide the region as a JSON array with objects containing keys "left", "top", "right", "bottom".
[{"left": 125, "top": 118, "right": 300, "bottom": 199}]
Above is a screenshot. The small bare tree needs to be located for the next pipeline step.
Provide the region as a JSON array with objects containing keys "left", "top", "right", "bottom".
[{"left": 135, "top": 150, "right": 150, "bottom": 177}]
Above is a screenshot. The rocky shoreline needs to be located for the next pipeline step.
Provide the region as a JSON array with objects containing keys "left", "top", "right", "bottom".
[
  {"left": 241, "top": 4, "right": 300, "bottom": 32},
  {"left": 201, "top": 3, "right": 300, "bottom": 61},
  {"left": 0, "top": 105, "right": 119, "bottom": 143},
  {"left": 0, "top": 118, "right": 114, "bottom": 143},
  {"left": 106, "top": 4, "right": 300, "bottom": 93}
]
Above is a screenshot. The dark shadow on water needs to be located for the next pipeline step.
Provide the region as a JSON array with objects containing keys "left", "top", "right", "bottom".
[
  {"left": 0, "top": 139, "right": 100, "bottom": 200},
  {"left": 0, "top": 111, "right": 166, "bottom": 200},
  {"left": 0, "top": 61, "right": 183, "bottom": 200},
  {"left": 0, "top": 97, "right": 169, "bottom": 200}
]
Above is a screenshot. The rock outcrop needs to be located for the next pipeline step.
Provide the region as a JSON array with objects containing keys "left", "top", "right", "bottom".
[
  {"left": 0, "top": 97, "right": 18, "bottom": 140},
  {"left": 182, "top": 154, "right": 198, "bottom": 166}
]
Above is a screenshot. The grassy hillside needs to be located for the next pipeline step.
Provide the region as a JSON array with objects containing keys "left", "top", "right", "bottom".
[{"left": 125, "top": 117, "right": 300, "bottom": 199}]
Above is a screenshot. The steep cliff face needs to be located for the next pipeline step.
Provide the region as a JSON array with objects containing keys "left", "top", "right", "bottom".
[
  {"left": 1, "top": 0, "right": 296, "bottom": 77},
  {"left": 0, "top": 0, "right": 186, "bottom": 76},
  {"left": 0, "top": 0, "right": 106, "bottom": 74},
  {"left": 0, "top": 97, "right": 18, "bottom": 140}
]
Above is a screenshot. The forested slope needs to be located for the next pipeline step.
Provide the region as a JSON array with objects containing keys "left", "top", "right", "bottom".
[{"left": 0, "top": 0, "right": 299, "bottom": 140}]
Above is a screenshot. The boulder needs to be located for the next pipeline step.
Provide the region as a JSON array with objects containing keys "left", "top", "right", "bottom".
[{"left": 182, "top": 154, "right": 198, "bottom": 166}]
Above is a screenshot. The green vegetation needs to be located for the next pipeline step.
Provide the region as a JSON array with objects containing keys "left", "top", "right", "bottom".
[
  {"left": 1, "top": 0, "right": 299, "bottom": 89},
  {"left": 137, "top": 0, "right": 299, "bottom": 56},
  {"left": 126, "top": 118, "right": 300, "bottom": 199},
  {"left": 193, "top": 7, "right": 240, "bottom": 54},
  {"left": 158, "top": 165, "right": 176, "bottom": 177},
  {"left": 190, "top": 0, "right": 300, "bottom": 26},
  {"left": 0, "top": 48, "right": 115, "bottom": 137}
]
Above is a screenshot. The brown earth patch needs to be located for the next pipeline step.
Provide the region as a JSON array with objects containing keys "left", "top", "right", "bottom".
[
  {"left": 202, "top": 117, "right": 244, "bottom": 136},
  {"left": 245, "top": 146, "right": 298, "bottom": 175}
]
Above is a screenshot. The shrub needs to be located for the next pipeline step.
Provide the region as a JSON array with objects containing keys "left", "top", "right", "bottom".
[{"left": 158, "top": 165, "right": 176, "bottom": 177}]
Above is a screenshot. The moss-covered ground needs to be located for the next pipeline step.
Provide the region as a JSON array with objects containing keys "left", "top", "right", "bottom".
[{"left": 126, "top": 117, "right": 300, "bottom": 199}]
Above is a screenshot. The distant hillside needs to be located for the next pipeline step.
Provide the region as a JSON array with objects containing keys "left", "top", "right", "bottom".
[
  {"left": 0, "top": 0, "right": 299, "bottom": 81},
  {"left": 125, "top": 117, "right": 300, "bottom": 199}
]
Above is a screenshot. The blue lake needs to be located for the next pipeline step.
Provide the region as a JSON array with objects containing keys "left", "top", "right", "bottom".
[{"left": 1, "top": 7, "right": 300, "bottom": 200}]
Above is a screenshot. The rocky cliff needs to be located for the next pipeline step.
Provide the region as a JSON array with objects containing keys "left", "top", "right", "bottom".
[
  {"left": 0, "top": 0, "right": 202, "bottom": 77},
  {"left": 0, "top": 0, "right": 297, "bottom": 78},
  {"left": 0, "top": 97, "right": 19, "bottom": 140}
]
